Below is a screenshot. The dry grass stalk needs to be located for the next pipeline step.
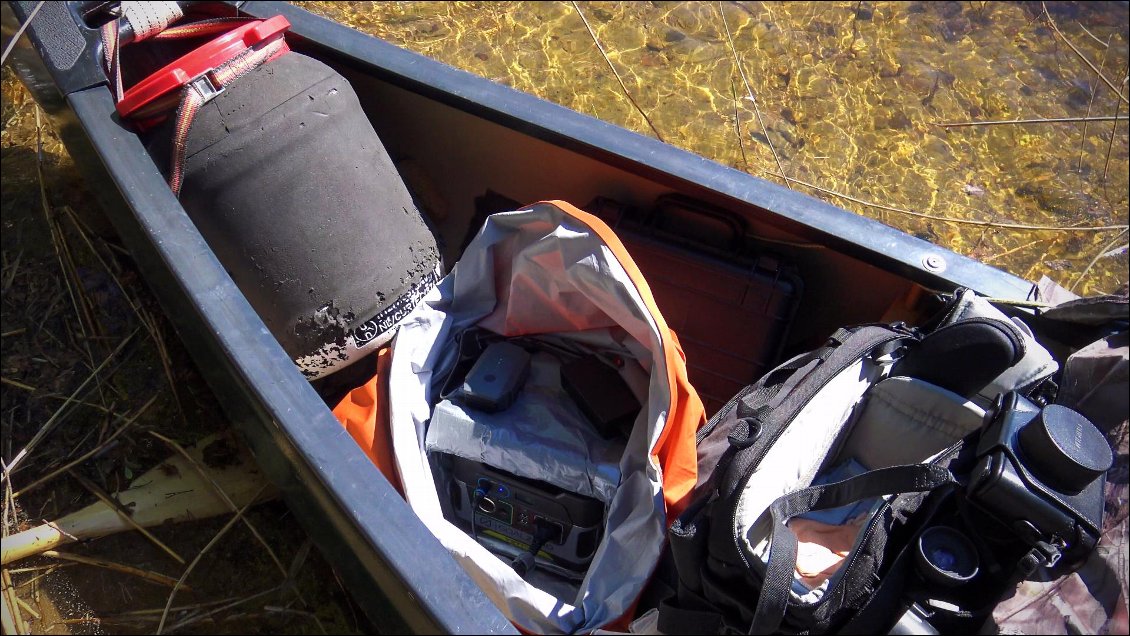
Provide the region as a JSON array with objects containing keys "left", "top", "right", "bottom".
[
  {"left": 68, "top": 596, "right": 270, "bottom": 631},
  {"left": 150, "top": 432, "right": 287, "bottom": 578},
  {"left": 33, "top": 291, "right": 66, "bottom": 344},
  {"left": 41, "top": 551, "right": 189, "bottom": 591},
  {"left": 35, "top": 108, "right": 104, "bottom": 404},
  {"left": 769, "top": 172, "right": 1130, "bottom": 232},
  {"left": 281, "top": 539, "right": 312, "bottom": 598},
  {"left": 63, "top": 415, "right": 102, "bottom": 466},
  {"left": 1, "top": 568, "right": 28, "bottom": 634},
  {"left": 1, "top": 251, "right": 21, "bottom": 294},
  {"left": 0, "top": 0, "right": 45, "bottom": 65},
  {"left": 12, "top": 565, "right": 73, "bottom": 590},
  {"left": 1041, "top": 3, "right": 1128, "bottom": 106},
  {"left": 1102, "top": 73, "right": 1127, "bottom": 185},
  {"left": 1078, "top": 33, "right": 1115, "bottom": 173},
  {"left": 936, "top": 115, "right": 1127, "bottom": 128},
  {"left": 730, "top": 78, "right": 750, "bottom": 171},
  {"left": 7, "top": 564, "right": 72, "bottom": 576},
  {"left": 264, "top": 605, "right": 328, "bottom": 635},
  {"left": 3, "top": 328, "right": 139, "bottom": 479},
  {"left": 718, "top": 1, "right": 790, "bottom": 188},
  {"left": 102, "top": 603, "right": 224, "bottom": 623},
  {"left": 156, "top": 483, "right": 271, "bottom": 635},
  {"left": 570, "top": 1, "right": 665, "bottom": 142},
  {"left": 164, "top": 587, "right": 279, "bottom": 633},
  {"left": 14, "top": 596, "right": 39, "bottom": 620},
  {"left": 138, "top": 307, "right": 188, "bottom": 426},
  {"left": 3, "top": 459, "right": 16, "bottom": 556},
  {"left": 981, "top": 237, "right": 1052, "bottom": 265},
  {"left": 13, "top": 393, "right": 153, "bottom": 498},
  {"left": 1069, "top": 228, "right": 1128, "bottom": 293},
  {"left": 4, "top": 430, "right": 273, "bottom": 564},
  {"left": 1077, "top": 22, "right": 1109, "bottom": 49},
  {"left": 1, "top": 469, "right": 21, "bottom": 633},
  {"left": 40, "top": 393, "right": 117, "bottom": 414},
  {"left": 0, "top": 378, "right": 36, "bottom": 392},
  {"left": 1, "top": 594, "right": 18, "bottom": 634},
  {"left": 60, "top": 205, "right": 189, "bottom": 426}
]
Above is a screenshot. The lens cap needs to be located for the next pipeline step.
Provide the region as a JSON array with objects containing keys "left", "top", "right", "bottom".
[
  {"left": 1017, "top": 404, "right": 1113, "bottom": 494},
  {"left": 915, "top": 527, "right": 980, "bottom": 588}
]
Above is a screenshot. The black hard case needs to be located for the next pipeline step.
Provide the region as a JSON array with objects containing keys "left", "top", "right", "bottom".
[{"left": 589, "top": 195, "right": 802, "bottom": 415}]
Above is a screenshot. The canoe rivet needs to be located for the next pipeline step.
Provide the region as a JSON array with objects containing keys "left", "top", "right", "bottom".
[{"left": 922, "top": 253, "right": 947, "bottom": 273}]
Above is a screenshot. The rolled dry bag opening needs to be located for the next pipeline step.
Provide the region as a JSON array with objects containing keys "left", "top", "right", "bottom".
[{"left": 123, "top": 17, "right": 441, "bottom": 379}]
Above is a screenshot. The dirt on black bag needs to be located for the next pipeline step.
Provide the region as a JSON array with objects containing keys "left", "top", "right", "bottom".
[
  {"left": 654, "top": 290, "right": 1114, "bottom": 634},
  {"left": 109, "top": 6, "right": 441, "bottom": 380}
]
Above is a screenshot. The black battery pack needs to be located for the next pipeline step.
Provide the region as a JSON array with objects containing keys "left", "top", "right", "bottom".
[
  {"left": 445, "top": 455, "right": 605, "bottom": 575},
  {"left": 560, "top": 355, "right": 641, "bottom": 439},
  {"left": 459, "top": 341, "right": 531, "bottom": 412}
]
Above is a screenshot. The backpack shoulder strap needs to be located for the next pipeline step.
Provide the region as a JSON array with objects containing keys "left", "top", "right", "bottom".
[
  {"left": 717, "top": 324, "right": 916, "bottom": 504},
  {"left": 749, "top": 464, "right": 954, "bottom": 634},
  {"left": 661, "top": 324, "right": 916, "bottom": 634},
  {"left": 935, "top": 289, "right": 1059, "bottom": 405}
]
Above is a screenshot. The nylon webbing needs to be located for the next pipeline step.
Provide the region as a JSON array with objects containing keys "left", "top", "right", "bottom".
[
  {"left": 167, "top": 37, "right": 285, "bottom": 195},
  {"left": 748, "top": 464, "right": 954, "bottom": 635},
  {"left": 101, "top": 12, "right": 276, "bottom": 195},
  {"left": 719, "top": 326, "right": 912, "bottom": 504},
  {"left": 121, "top": 1, "right": 183, "bottom": 41},
  {"left": 100, "top": 19, "right": 123, "bottom": 102},
  {"left": 152, "top": 17, "right": 255, "bottom": 40}
]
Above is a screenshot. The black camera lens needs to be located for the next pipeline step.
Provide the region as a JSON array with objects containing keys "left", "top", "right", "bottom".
[
  {"left": 915, "top": 527, "right": 980, "bottom": 588},
  {"left": 1017, "top": 404, "right": 1112, "bottom": 494}
]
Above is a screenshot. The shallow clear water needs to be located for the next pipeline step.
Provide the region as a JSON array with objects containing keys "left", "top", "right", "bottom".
[
  {"left": 1, "top": 1, "right": 1127, "bottom": 292},
  {"left": 300, "top": 0, "right": 1129, "bottom": 296}
]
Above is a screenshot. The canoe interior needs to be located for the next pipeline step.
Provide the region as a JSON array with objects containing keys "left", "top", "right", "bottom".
[
  {"left": 5, "top": 2, "right": 1072, "bottom": 633},
  {"left": 327, "top": 60, "right": 920, "bottom": 356}
]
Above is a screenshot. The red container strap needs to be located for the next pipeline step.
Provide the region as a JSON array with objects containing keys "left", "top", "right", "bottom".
[
  {"left": 116, "top": 15, "right": 291, "bottom": 120},
  {"left": 152, "top": 17, "right": 259, "bottom": 40},
  {"left": 164, "top": 34, "right": 289, "bottom": 196},
  {"left": 100, "top": 19, "right": 123, "bottom": 101},
  {"left": 109, "top": 14, "right": 291, "bottom": 196}
]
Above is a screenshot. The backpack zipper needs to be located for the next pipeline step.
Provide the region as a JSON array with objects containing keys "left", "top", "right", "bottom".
[
  {"left": 824, "top": 440, "right": 964, "bottom": 610},
  {"left": 730, "top": 327, "right": 917, "bottom": 570}
]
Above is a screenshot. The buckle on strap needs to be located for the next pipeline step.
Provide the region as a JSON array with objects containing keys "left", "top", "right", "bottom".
[
  {"left": 187, "top": 72, "right": 224, "bottom": 104},
  {"left": 1018, "top": 539, "right": 1063, "bottom": 576}
]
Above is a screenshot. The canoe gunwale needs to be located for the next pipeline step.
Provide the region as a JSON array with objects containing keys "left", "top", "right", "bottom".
[
  {"left": 239, "top": 1, "right": 1035, "bottom": 303},
  {"left": 4, "top": 1, "right": 1044, "bottom": 633},
  {"left": 3, "top": 2, "right": 516, "bottom": 633}
]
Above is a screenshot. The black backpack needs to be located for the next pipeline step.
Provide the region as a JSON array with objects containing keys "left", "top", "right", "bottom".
[{"left": 656, "top": 291, "right": 1110, "bottom": 634}]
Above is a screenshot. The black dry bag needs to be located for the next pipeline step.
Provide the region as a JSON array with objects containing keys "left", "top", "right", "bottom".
[{"left": 117, "top": 14, "right": 441, "bottom": 378}]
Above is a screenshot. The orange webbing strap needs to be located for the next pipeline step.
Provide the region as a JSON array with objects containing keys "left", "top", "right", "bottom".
[
  {"left": 100, "top": 19, "right": 123, "bottom": 102},
  {"left": 166, "top": 36, "right": 286, "bottom": 195},
  {"left": 101, "top": 17, "right": 251, "bottom": 103},
  {"left": 101, "top": 13, "right": 278, "bottom": 195},
  {"left": 331, "top": 347, "right": 404, "bottom": 495},
  {"left": 152, "top": 17, "right": 256, "bottom": 40}
]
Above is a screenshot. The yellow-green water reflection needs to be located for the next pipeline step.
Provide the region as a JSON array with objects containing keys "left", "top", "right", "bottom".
[
  {"left": 301, "top": 0, "right": 1129, "bottom": 296},
  {"left": 2, "top": 2, "right": 1127, "bottom": 295}
]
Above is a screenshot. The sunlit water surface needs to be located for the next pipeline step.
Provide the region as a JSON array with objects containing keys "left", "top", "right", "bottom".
[
  {"left": 300, "top": 0, "right": 1129, "bottom": 295},
  {"left": 2, "top": 1, "right": 1127, "bottom": 294}
]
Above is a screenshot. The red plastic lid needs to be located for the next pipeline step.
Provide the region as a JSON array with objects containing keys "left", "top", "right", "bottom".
[{"left": 117, "top": 15, "right": 291, "bottom": 119}]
